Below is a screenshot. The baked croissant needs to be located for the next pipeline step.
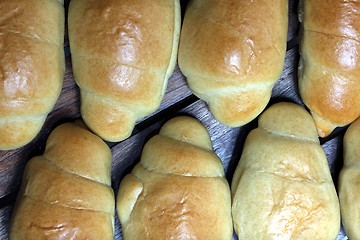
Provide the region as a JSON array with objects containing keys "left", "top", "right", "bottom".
[
  {"left": 231, "top": 102, "right": 340, "bottom": 239},
  {"left": 0, "top": 0, "right": 65, "bottom": 150},
  {"left": 68, "top": 0, "right": 181, "bottom": 142},
  {"left": 117, "top": 116, "right": 233, "bottom": 240},
  {"left": 298, "top": 0, "right": 360, "bottom": 137},
  {"left": 339, "top": 118, "right": 360, "bottom": 239},
  {"left": 9, "top": 122, "right": 115, "bottom": 239},
  {"left": 178, "top": 0, "right": 288, "bottom": 127}
]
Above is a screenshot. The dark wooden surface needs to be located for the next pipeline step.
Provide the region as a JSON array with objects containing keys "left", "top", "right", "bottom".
[{"left": 0, "top": 0, "right": 349, "bottom": 239}]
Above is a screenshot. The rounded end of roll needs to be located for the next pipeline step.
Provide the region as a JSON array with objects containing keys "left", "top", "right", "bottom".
[
  {"left": 311, "top": 112, "right": 337, "bottom": 138},
  {"left": 139, "top": 116, "right": 224, "bottom": 178},
  {"left": 116, "top": 174, "right": 143, "bottom": 224},
  {"left": 44, "top": 122, "right": 112, "bottom": 186},
  {"left": 259, "top": 102, "right": 319, "bottom": 142},
  {"left": 206, "top": 88, "right": 272, "bottom": 127},
  {"left": 159, "top": 116, "right": 212, "bottom": 150},
  {"left": 0, "top": 117, "right": 45, "bottom": 150},
  {"left": 80, "top": 92, "right": 136, "bottom": 143}
]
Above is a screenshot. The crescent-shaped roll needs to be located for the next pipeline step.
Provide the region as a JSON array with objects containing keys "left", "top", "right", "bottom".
[
  {"left": 9, "top": 122, "right": 115, "bottom": 239},
  {"left": 178, "top": 0, "right": 288, "bottom": 127},
  {"left": 68, "top": 0, "right": 181, "bottom": 142},
  {"left": 117, "top": 116, "right": 233, "bottom": 240},
  {"left": 0, "top": 0, "right": 65, "bottom": 150},
  {"left": 298, "top": 0, "right": 360, "bottom": 137},
  {"left": 339, "top": 118, "right": 360, "bottom": 239},
  {"left": 231, "top": 102, "right": 340, "bottom": 239}
]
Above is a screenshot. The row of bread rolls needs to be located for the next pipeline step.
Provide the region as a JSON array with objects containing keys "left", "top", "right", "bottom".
[
  {"left": 179, "top": 0, "right": 360, "bottom": 137},
  {"left": 2, "top": 0, "right": 359, "bottom": 150},
  {"left": 0, "top": 0, "right": 181, "bottom": 150},
  {"left": 9, "top": 102, "right": 360, "bottom": 239}
]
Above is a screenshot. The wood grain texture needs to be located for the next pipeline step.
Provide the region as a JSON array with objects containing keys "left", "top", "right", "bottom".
[
  {"left": 0, "top": 206, "right": 11, "bottom": 240},
  {"left": 0, "top": 0, "right": 349, "bottom": 239}
]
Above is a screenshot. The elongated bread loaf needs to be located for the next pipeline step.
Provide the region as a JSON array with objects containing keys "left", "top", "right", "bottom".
[
  {"left": 298, "top": 0, "right": 360, "bottom": 137},
  {"left": 9, "top": 122, "right": 115, "bottom": 239},
  {"left": 0, "top": 0, "right": 65, "bottom": 150},
  {"left": 178, "top": 0, "right": 288, "bottom": 127},
  {"left": 68, "top": 0, "right": 180, "bottom": 142},
  {"left": 231, "top": 102, "right": 340, "bottom": 239},
  {"left": 117, "top": 116, "right": 233, "bottom": 239},
  {"left": 339, "top": 118, "right": 360, "bottom": 239}
]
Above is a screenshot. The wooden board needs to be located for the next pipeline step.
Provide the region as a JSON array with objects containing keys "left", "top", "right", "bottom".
[{"left": 0, "top": 0, "right": 349, "bottom": 239}]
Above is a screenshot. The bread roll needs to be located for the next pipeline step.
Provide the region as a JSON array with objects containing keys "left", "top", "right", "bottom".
[
  {"left": 231, "top": 102, "right": 340, "bottom": 239},
  {"left": 298, "top": 0, "right": 360, "bottom": 137},
  {"left": 339, "top": 118, "right": 360, "bottom": 239},
  {"left": 0, "top": 0, "right": 65, "bottom": 150},
  {"left": 117, "top": 116, "right": 232, "bottom": 240},
  {"left": 9, "top": 122, "right": 115, "bottom": 239},
  {"left": 178, "top": 0, "right": 288, "bottom": 127},
  {"left": 68, "top": 0, "right": 180, "bottom": 142}
]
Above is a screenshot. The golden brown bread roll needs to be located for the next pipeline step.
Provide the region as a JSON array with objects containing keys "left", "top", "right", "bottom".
[
  {"left": 117, "top": 116, "right": 233, "bottom": 240},
  {"left": 0, "top": 0, "right": 65, "bottom": 150},
  {"left": 9, "top": 122, "right": 115, "bottom": 239},
  {"left": 298, "top": 0, "right": 360, "bottom": 137},
  {"left": 231, "top": 102, "right": 340, "bottom": 239},
  {"left": 178, "top": 0, "right": 288, "bottom": 127},
  {"left": 339, "top": 118, "right": 360, "bottom": 239},
  {"left": 68, "top": 0, "right": 181, "bottom": 142}
]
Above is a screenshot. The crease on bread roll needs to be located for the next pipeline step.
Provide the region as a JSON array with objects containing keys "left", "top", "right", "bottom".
[
  {"left": 9, "top": 123, "right": 115, "bottom": 240},
  {"left": 339, "top": 118, "right": 360, "bottom": 239},
  {"left": 68, "top": 0, "right": 181, "bottom": 142},
  {"left": 117, "top": 116, "right": 233, "bottom": 240},
  {"left": 231, "top": 102, "right": 340, "bottom": 239},
  {"left": 298, "top": 0, "right": 360, "bottom": 137},
  {"left": 178, "top": 0, "right": 288, "bottom": 127},
  {"left": 0, "top": 0, "right": 65, "bottom": 150}
]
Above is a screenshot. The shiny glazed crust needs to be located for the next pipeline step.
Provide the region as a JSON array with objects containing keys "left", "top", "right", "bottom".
[
  {"left": 0, "top": 0, "right": 65, "bottom": 150},
  {"left": 178, "top": 0, "right": 288, "bottom": 127},
  {"left": 68, "top": 0, "right": 181, "bottom": 142},
  {"left": 117, "top": 116, "right": 233, "bottom": 240},
  {"left": 339, "top": 118, "right": 360, "bottom": 239},
  {"left": 9, "top": 123, "right": 115, "bottom": 239},
  {"left": 298, "top": 0, "right": 360, "bottom": 137},
  {"left": 231, "top": 102, "right": 340, "bottom": 239}
]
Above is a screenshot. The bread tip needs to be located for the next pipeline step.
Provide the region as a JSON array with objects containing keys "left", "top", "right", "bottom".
[
  {"left": 311, "top": 112, "right": 337, "bottom": 138},
  {"left": 159, "top": 116, "right": 213, "bottom": 150}
]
